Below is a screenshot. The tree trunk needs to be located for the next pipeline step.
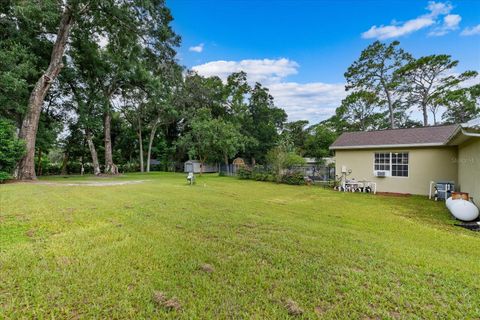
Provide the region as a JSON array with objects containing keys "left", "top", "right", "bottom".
[
  {"left": 36, "top": 148, "right": 42, "bottom": 176},
  {"left": 224, "top": 154, "right": 229, "bottom": 175},
  {"left": 422, "top": 103, "right": 428, "bottom": 126},
  {"left": 146, "top": 122, "right": 159, "bottom": 172},
  {"left": 104, "top": 110, "right": 118, "bottom": 174},
  {"left": 15, "top": 7, "right": 73, "bottom": 180},
  {"left": 86, "top": 131, "right": 101, "bottom": 176},
  {"left": 61, "top": 152, "right": 69, "bottom": 175},
  {"left": 384, "top": 89, "right": 395, "bottom": 129},
  {"left": 80, "top": 137, "right": 86, "bottom": 175},
  {"left": 199, "top": 156, "right": 207, "bottom": 176},
  {"left": 137, "top": 122, "right": 144, "bottom": 173}
]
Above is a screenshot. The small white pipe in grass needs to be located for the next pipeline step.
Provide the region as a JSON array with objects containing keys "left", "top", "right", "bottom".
[{"left": 429, "top": 181, "right": 435, "bottom": 200}]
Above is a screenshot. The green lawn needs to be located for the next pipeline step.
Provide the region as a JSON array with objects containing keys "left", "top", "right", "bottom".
[{"left": 1, "top": 173, "right": 479, "bottom": 319}]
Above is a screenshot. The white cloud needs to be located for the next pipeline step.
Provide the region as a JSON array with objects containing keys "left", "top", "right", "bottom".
[
  {"left": 192, "top": 58, "right": 299, "bottom": 84},
  {"left": 429, "top": 14, "right": 461, "bottom": 36},
  {"left": 444, "top": 14, "right": 461, "bottom": 28},
  {"left": 362, "top": 18, "right": 435, "bottom": 40},
  {"left": 268, "top": 82, "right": 347, "bottom": 122},
  {"left": 461, "top": 24, "right": 480, "bottom": 36},
  {"left": 192, "top": 58, "right": 346, "bottom": 123},
  {"left": 425, "top": 1, "right": 453, "bottom": 17},
  {"left": 362, "top": 1, "right": 459, "bottom": 39},
  {"left": 189, "top": 43, "right": 204, "bottom": 53},
  {"left": 459, "top": 73, "right": 480, "bottom": 89}
]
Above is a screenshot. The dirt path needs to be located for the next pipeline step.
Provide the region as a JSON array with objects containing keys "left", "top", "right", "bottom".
[{"left": 31, "top": 180, "right": 148, "bottom": 187}]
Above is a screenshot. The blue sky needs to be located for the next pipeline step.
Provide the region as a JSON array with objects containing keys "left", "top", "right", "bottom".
[{"left": 168, "top": 0, "right": 480, "bottom": 123}]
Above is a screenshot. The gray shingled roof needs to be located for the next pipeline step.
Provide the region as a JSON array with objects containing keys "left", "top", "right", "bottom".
[{"left": 330, "top": 125, "right": 459, "bottom": 149}]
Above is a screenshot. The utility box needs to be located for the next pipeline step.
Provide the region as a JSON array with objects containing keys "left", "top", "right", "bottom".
[{"left": 435, "top": 181, "right": 455, "bottom": 200}]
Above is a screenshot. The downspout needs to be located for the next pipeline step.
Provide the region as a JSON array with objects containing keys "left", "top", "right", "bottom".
[{"left": 460, "top": 128, "right": 480, "bottom": 209}]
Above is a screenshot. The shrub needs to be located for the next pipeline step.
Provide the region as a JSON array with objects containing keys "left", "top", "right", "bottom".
[
  {"left": 237, "top": 164, "right": 304, "bottom": 186},
  {"left": 0, "top": 119, "right": 25, "bottom": 182},
  {"left": 149, "top": 164, "right": 162, "bottom": 171},
  {"left": 65, "top": 162, "right": 88, "bottom": 175},
  {"left": 119, "top": 162, "right": 140, "bottom": 173},
  {"left": 253, "top": 172, "right": 268, "bottom": 181},
  {"left": 280, "top": 172, "right": 306, "bottom": 185},
  {"left": 42, "top": 162, "right": 62, "bottom": 176},
  {"left": 237, "top": 167, "right": 252, "bottom": 179},
  {"left": 266, "top": 146, "right": 305, "bottom": 182},
  {"left": 0, "top": 171, "right": 11, "bottom": 183}
]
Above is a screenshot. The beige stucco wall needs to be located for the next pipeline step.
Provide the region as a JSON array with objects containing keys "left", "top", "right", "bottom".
[
  {"left": 457, "top": 138, "right": 480, "bottom": 202},
  {"left": 334, "top": 147, "right": 458, "bottom": 195}
]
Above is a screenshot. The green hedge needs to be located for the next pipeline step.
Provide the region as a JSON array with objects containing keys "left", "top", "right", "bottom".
[
  {"left": 237, "top": 166, "right": 305, "bottom": 185},
  {"left": 237, "top": 167, "right": 252, "bottom": 179},
  {"left": 0, "top": 119, "right": 25, "bottom": 182},
  {"left": 280, "top": 172, "right": 305, "bottom": 185}
]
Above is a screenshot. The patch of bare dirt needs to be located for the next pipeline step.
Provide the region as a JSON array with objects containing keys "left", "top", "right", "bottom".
[
  {"left": 56, "top": 256, "right": 73, "bottom": 266},
  {"left": 199, "top": 263, "right": 215, "bottom": 273},
  {"left": 153, "top": 291, "right": 167, "bottom": 304},
  {"left": 284, "top": 299, "right": 303, "bottom": 316},
  {"left": 314, "top": 305, "right": 325, "bottom": 316},
  {"left": 25, "top": 229, "right": 36, "bottom": 238},
  {"left": 163, "top": 298, "right": 181, "bottom": 311},
  {"left": 23, "top": 180, "right": 149, "bottom": 187},
  {"left": 152, "top": 291, "right": 182, "bottom": 311}
]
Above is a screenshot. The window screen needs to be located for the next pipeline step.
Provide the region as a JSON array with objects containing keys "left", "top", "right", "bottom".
[
  {"left": 374, "top": 152, "right": 409, "bottom": 177},
  {"left": 374, "top": 153, "right": 390, "bottom": 171},
  {"left": 391, "top": 152, "right": 409, "bottom": 177}
]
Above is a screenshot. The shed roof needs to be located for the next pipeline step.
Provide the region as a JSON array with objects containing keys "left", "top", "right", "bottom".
[
  {"left": 330, "top": 124, "right": 459, "bottom": 150},
  {"left": 185, "top": 160, "right": 202, "bottom": 163}
]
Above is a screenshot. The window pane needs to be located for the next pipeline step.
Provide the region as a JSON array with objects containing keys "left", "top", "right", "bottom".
[
  {"left": 392, "top": 162, "right": 408, "bottom": 176},
  {"left": 374, "top": 153, "right": 394, "bottom": 174}
]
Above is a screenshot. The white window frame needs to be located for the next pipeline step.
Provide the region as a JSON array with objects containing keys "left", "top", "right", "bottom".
[{"left": 373, "top": 152, "right": 409, "bottom": 178}]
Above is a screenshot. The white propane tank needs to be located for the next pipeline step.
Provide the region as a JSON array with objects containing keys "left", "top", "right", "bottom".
[
  {"left": 446, "top": 197, "right": 455, "bottom": 210},
  {"left": 448, "top": 199, "right": 479, "bottom": 222}
]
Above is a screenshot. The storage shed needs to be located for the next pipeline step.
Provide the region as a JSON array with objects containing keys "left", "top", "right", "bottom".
[{"left": 184, "top": 160, "right": 218, "bottom": 173}]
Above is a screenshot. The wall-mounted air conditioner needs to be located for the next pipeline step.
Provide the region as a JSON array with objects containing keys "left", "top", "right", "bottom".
[{"left": 374, "top": 171, "right": 388, "bottom": 177}]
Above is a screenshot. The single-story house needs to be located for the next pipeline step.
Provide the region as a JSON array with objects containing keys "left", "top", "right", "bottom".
[
  {"left": 184, "top": 160, "right": 218, "bottom": 173},
  {"left": 330, "top": 118, "right": 480, "bottom": 202}
]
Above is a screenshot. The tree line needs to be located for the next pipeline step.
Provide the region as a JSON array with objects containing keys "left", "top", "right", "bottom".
[{"left": 0, "top": 1, "right": 479, "bottom": 181}]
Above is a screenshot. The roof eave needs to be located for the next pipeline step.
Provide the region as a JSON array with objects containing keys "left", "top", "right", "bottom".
[
  {"left": 329, "top": 142, "right": 447, "bottom": 150},
  {"left": 444, "top": 125, "right": 462, "bottom": 145}
]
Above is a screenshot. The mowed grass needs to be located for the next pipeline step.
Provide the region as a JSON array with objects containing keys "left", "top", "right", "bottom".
[{"left": 1, "top": 173, "right": 479, "bottom": 319}]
